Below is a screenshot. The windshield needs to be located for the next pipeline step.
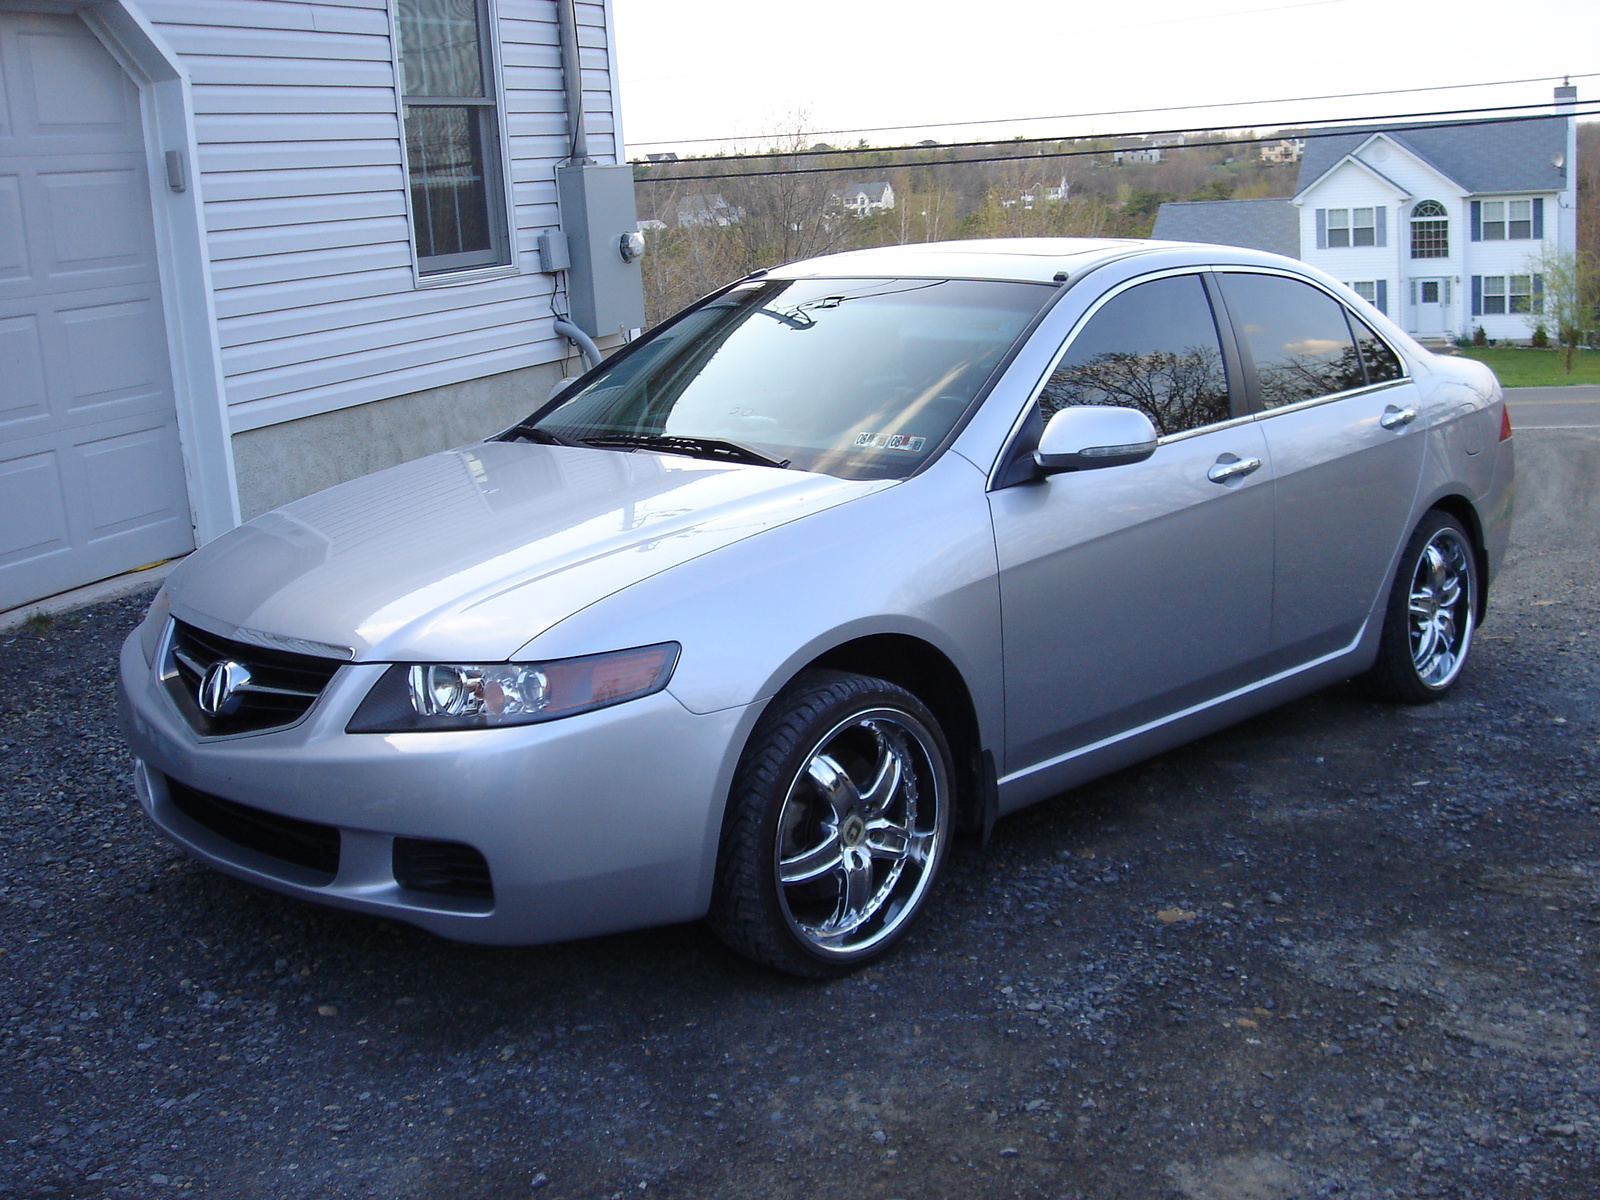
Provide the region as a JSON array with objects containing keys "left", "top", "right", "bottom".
[{"left": 519, "top": 276, "right": 1053, "bottom": 479}]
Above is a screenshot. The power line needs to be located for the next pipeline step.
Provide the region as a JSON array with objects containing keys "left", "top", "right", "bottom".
[
  {"left": 633, "top": 106, "right": 1599, "bottom": 185},
  {"left": 628, "top": 71, "right": 1600, "bottom": 149},
  {"left": 630, "top": 100, "right": 1593, "bottom": 183}
]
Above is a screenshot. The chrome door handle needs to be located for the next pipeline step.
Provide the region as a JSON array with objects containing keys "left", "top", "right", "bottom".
[
  {"left": 1380, "top": 405, "right": 1419, "bottom": 430},
  {"left": 1207, "top": 455, "right": 1263, "bottom": 484}
]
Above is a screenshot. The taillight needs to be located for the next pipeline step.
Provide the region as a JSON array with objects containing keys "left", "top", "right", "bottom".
[{"left": 1499, "top": 405, "right": 1513, "bottom": 441}]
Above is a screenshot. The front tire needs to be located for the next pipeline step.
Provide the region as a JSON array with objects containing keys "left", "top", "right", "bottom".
[
  {"left": 710, "top": 670, "right": 953, "bottom": 977},
  {"left": 1360, "top": 510, "right": 1478, "bottom": 703}
]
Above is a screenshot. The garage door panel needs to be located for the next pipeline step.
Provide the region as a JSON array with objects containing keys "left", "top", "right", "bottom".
[
  {"left": 0, "top": 175, "right": 26, "bottom": 281},
  {"left": 19, "top": 27, "right": 136, "bottom": 133},
  {"left": 39, "top": 167, "right": 153, "bottom": 275},
  {"left": 0, "top": 448, "right": 70, "bottom": 568},
  {"left": 0, "top": 312, "right": 48, "bottom": 426},
  {"left": 79, "top": 421, "right": 190, "bottom": 541},
  {"left": 61, "top": 296, "right": 169, "bottom": 409}
]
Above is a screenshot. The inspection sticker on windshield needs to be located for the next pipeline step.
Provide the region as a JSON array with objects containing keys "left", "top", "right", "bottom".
[{"left": 853, "top": 432, "right": 927, "bottom": 452}]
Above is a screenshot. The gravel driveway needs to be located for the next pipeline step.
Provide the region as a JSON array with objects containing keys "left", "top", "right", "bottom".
[{"left": 2, "top": 428, "right": 1596, "bottom": 1200}]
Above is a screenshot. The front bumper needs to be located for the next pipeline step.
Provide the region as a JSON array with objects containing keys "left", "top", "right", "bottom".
[{"left": 117, "top": 626, "right": 753, "bottom": 944}]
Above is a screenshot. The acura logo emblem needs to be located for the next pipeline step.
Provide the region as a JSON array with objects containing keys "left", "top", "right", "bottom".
[{"left": 198, "top": 659, "right": 252, "bottom": 717}]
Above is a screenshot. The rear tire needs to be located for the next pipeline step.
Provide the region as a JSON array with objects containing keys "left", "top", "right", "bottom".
[
  {"left": 710, "top": 670, "right": 953, "bottom": 978},
  {"left": 1359, "top": 510, "right": 1478, "bottom": 704}
]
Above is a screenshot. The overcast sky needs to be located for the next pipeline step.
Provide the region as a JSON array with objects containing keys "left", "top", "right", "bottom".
[{"left": 608, "top": 0, "right": 1598, "bottom": 157}]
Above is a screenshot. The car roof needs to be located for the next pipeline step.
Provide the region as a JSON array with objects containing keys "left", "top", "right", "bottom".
[{"left": 766, "top": 237, "right": 1305, "bottom": 285}]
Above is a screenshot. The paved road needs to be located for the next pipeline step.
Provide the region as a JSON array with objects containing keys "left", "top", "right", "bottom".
[{"left": 1505, "top": 384, "right": 1600, "bottom": 428}]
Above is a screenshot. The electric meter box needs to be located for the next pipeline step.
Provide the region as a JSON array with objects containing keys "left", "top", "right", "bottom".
[{"left": 555, "top": 163, "right": 646, "bottom": 337}]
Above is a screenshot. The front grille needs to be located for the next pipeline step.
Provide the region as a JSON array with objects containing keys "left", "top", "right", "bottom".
[
  {"left": 166, "top": 779, "right": 340, "bottom": 883},
  {"left": 164, "top": 620, "right": 343, "bottom": 736},
  {"left": 393, "top": 838, "right": 494, "bottom": 902}
]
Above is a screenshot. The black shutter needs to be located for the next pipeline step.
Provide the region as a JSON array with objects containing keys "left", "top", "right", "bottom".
[
  {"left": 1471, "top": 275, "right": 1482, "bottom": 317},
  {"left": 1533, "top": 198, "right": 1544, "bottom": 239},
  {"left": 1315, "top": 209, "right": 1327, "bottom": 250},
  {"left": 1469, "top": 201, "right": 1481, "bottom": 242},
  {"left": 1375, "top": 279, "right": 1388, "bottom": 315}
]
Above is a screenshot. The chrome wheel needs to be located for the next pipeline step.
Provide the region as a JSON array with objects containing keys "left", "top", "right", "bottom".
[
  {"left": 1406, "top": 526, "right": 1475, "bottom": 690},
  {"left": 776, "top": 709, "right": 946, "bottom": 956},
  {"left": 711, "top": 670, "right": 953, "bottom": 976},
  {"left": 1360, "top": 510, "right": 1480, "bottom": 705}
]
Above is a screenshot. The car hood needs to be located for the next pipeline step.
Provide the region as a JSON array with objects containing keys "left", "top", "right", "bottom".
[{"left": 166, "top": 441, "right": 888, "bottom": 662}]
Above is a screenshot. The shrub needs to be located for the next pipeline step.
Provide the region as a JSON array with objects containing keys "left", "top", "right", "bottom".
[
  {"left": 1531, "top": 323, "right": 1550, "bottom": 348},
  {"left": 1472, "top": 326, "right": 1488, "bottom": 346}
]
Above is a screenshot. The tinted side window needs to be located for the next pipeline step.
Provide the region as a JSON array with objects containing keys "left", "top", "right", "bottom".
[
  {"left": 1220, "top": 273, "right": 1365, "bottom": 408},
  {"left": 1351, "top": 315, "right": 1404, "bottom": 384},
  {"left": 1040, "top": 274, "right": 1231, "bottom": 437}
]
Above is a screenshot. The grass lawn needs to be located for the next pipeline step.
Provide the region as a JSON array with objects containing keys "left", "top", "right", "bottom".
[{"left": 1453, "top": 346, "right": 1600, "bottom": 387}]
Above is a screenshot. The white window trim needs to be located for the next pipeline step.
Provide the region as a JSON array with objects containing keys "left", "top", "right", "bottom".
[{"left": 388, "top": 0, "right": 521, "bottom": 287}]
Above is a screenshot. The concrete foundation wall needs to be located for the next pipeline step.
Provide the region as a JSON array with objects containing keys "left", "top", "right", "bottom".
[{"left": 230, "top": 361, "right": 569, "bottom": 519}]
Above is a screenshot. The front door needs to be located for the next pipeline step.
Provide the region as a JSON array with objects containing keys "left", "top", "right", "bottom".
[
  {"left": 0, "top": 11, "right": 194, "bottom": 610},
  {"left": 989, "top": 272, "right": 1275, "bottom": 776},
  {"left": 1410, "top": 278, "right": 1449, "bottom": 338}
]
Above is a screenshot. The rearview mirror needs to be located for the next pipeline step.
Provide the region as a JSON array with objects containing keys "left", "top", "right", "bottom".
[{"left": 1035, "top": 406, "right": 1159, "bottom": 474}]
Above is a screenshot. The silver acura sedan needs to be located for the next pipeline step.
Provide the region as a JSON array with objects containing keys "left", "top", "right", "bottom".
[{"left": 118, "top": 238, "right": 1513, "bottom": 976}]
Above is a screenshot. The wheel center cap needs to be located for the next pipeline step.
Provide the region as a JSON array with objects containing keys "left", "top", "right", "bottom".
[{"left": 840, "top": 815, "right": 866, "bottom": 847}]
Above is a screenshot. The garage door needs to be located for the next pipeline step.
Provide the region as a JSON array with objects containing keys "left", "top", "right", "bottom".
[{"left": 0, "top": 11, "right": 192, "bottom": 611}]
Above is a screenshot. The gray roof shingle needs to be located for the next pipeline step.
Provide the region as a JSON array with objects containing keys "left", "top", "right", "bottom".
[
  {"left": 1151, "top": 198, "right": 1300, "bottom": 258},
  {"left": 1295, "top": 115, "right": 1568, "bottom": 195}
]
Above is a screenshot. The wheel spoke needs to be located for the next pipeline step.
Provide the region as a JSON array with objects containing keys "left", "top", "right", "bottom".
[
  {"left": 832, "top": 850, "right": 876, "bottom": 929},
  {"left": 856, "top": 724, "right": 907, "bottom": 817},
  {"left": 806, "top": 752, "right": 861, "bottom": 821},
  {"left": 779, "top": 831, "right": 843, "bottom": 885},
  {"left": 864, "top": 816, "right": 910, "bottom": 859}
]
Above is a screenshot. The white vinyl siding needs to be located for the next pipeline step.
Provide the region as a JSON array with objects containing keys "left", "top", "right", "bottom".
[{"left": 141, "top": 0, "right": 620, "bottom": 434}]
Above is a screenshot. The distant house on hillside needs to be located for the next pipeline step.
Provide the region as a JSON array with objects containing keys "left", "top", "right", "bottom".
[
  {"left": 1114, "top": 134, "right": 1185, "bottom": 165},
  {"left": 1259, "top": 138, "right": 1305, "bottom": 164},
  {"left": 1150, "top": 86, "right": 1578, "bottom": 342},
  {"left": 1152, "top": 198, "right": 1299, "bottom": 257},
  {"left": 676, "top": 194, "right": 743, "bottom": 227},
  {"left": 1113, "top": 137, "right": 1163, "bottom": 165},
  {"left": 828, "top": 182, "right": 895, "bottom": 217}
]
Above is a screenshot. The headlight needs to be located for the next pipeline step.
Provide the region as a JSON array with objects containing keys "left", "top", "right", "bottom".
[{"left": 346, "top": 643, "right": 680, "bottom": 732}]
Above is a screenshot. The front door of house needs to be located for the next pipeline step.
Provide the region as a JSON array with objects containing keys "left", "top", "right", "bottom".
[{"left": 1410, "top": 278, "right": 1450, "bottom": 338}]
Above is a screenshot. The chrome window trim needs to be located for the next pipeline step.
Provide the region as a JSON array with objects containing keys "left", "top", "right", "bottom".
[{"left": 1248, "top": 376, "right": 1413, "bottom": 422}]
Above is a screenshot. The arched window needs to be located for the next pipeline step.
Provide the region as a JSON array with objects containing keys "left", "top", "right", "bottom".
[{"left": 1411, "top": 200, "right": 1448, "bottom": 258}]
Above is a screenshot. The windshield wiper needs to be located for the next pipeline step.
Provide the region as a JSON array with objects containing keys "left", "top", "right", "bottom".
[
  {"left": 499, "top": 422, "right": 588, "bottom": 447},
  {"left": 580, "top": 433, "right": 790, "bottom": 470}
]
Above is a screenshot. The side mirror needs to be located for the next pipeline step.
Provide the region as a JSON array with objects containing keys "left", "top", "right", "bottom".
[{"left": 1035, "top": 405, "right": 1159, "bottom": 474}]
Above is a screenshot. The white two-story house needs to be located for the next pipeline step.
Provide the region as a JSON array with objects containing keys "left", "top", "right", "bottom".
[{"left": 1294, "top": 86, "right": 1578, "bottom": 342}]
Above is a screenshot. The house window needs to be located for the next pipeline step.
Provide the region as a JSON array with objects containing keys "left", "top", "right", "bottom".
[
  {"left": 1481, "top": 199, "right": 1533, "bottom": 241},
  {"left": 1351, "top": 281, "right": 1377, "bottom": 304},
  {"left": 1327, "top": 208, "right": 1376, "bottom": 248},
  {"left": 1410, "top": 200, "right": 1448, "bottom": 259},
  {"left": 394, "top": 0, "right": 510, "bottom": 274}
]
